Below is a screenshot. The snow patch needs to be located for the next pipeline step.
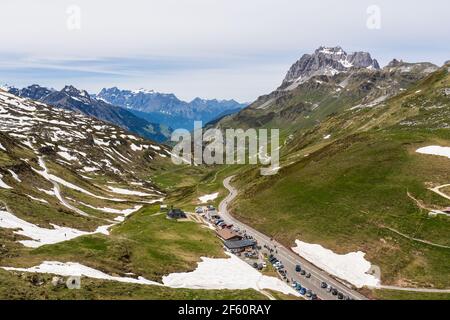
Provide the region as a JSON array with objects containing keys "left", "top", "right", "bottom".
[
  {"left": 416, "top": 146, "right": 450, "bottom": 159},
  {"left": 107, "top": 186, "right": 153, "bottom": 197},
  {"left": 0, "top": 209, "right": 108, "bottom": 248},
  {"left": 198, "top": 192, "right": 219, "bottom": 203},
  {"left": 1, "top": 261, "right": 161, "bottom": 286},
  {"left": 291, "top": 240, "right": 380, "bottom": 288},
  {"left": 0, "top": 174, "right": 12, "bottom": 189},
  {"left": 162, "top": 253, "right": 299, "bottom": 296},
  {"left": 7, "top": 169, "right": 21, "bottom": 182}
]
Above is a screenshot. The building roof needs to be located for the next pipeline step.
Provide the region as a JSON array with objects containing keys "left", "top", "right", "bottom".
[
  {"left": 167, "top": 208, "right": 186, "bottom": 218},
  {"left": 224, "top": 239, "right": 256, "bottom": 250},
  {"left": 169, "top": 208, "right": 184, "bottom": 214},
  {"left": 216, "top": 228, "right": 242, "bottom": 241}
]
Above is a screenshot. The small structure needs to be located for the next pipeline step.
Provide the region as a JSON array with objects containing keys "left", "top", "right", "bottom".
[
  {"left": 160, "top": 204, "right": 168, "bottom": 212},
  {"left": 216, "top": 228, "right": 243, "bottom": 241},
  {"left": 224, "top": 239, "right": 256, "bottom": 253},
  {"left": 195, "top": 206, "right": 205, "bottom": 214},
  {"left": 167, "top": 208, "right": 187, "bottom": 219}
]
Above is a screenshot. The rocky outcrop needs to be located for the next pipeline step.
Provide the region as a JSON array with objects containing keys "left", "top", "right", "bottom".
[{"left": 281, "top": 46, "right": 380, "bottom": 90}]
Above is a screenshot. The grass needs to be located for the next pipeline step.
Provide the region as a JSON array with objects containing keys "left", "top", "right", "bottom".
[
  {"left": 370, "top": 288, "right": 450, "bottom": 300},
  {"left": 231, "top": 130, "right": 450, "bottom": 288}
]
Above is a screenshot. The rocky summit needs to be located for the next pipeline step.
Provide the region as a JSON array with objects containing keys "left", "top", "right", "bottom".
[{"left": 281, "top": 46, "right": 380, "bottom": 90}]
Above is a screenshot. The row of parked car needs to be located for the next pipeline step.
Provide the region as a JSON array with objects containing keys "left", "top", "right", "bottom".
[
  {"left": 296, "top": 264, "right": 355, "bottom": 300},
  {"left": 291, "top": 281, "right": 318, "bottom": 300},
  {"left": 293, "top": 264, "right": 318, "bottom": 299},
  {"left": 320, "top": 281, "right": 353, "bottom": 300}
]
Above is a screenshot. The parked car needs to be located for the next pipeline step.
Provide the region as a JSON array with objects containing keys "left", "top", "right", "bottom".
[
  {"left": 299, "top": 288, "right": 306, "bottom": 295},
  {"left": 311, "top": 293, "right": 318, "bottom": 300},
  {"left": 305, "top": 272, "right": 311, "bottom": 278},
  {"left": 305, "top": 290, "right": 312, "bottom": 298},
  {"left": 337, "top": 292, "right": 344, "bottom": 300},
  {"left": 331, "top": 289, "right": 338, "bottom": 296},
  {"left": 252, "top": 262, "right": 258, "bottom": 269},
  {"left": 321, "top": 282, "right": 328, "bottom": 289},
  {"left": 295, "top": 265, "right": 301, "bottom": 272},
  {"left": 300, "top": 270, "right": 306, "bottom": 276}
]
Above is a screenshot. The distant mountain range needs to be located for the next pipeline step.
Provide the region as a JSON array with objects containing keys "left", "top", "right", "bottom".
[
  {"left": 95, "top": 87, "right": 247, "bottom": 130},
  {"left": 8, "top": 85, "right": 170, "bottom": 142},
  {"left": 6, "top": 84, "right": 246, "bottom": 142}
]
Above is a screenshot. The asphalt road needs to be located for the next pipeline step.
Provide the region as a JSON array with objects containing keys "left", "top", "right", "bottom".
[{"left": 219, "top": 176, "right": 368, "bottom": 301}]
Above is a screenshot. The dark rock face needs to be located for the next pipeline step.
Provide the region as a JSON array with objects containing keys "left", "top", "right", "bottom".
[
  {"left": 281, "top": 46, "right": 380, "bottom": 88},
  {"left": 8, "top": 84, "right": 53, "bottom": 100}
]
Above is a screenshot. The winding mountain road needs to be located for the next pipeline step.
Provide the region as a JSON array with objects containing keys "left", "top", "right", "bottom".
[{"left": 219, "top": 176, "right": 368, "bottom": 300}]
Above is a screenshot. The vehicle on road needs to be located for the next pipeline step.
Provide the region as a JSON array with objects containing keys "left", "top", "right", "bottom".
[
  {"left": 295, "top": 265, "right": 301, "bottom": 272},
  {"left": 305, "top": 290, "right": 312, "bottom": 298},
  {"left": 321, "top": 282, "right": 328, "bottom": 289},
  {"left": 337, "top": 292, "right": 344, "bottom": 300},
  {"left": 299, "top": 288, "right": 306, "bottom": 295},
  {"left": 305, "top": 272, "right": 311, "bottom": 278},
  {"left": 331, "top": 289, "right": 338, "bottom": 296},
  {"left": 300, "top": 270, "right": 306, "bottom": 276}
]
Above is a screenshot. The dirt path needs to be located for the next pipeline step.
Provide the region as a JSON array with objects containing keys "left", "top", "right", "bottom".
[{"left": 384, "top": 226, "right": 450, "bottom": 249}]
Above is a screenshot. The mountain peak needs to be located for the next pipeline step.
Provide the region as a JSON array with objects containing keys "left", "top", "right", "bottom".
[
  {"left": 281, "top": 46, "right": 380, "bottom": 90},
  {"left": 132, "top": 88, "right": 155, "bottom": 94},
  {"left": 315, "top": 46, "right": 346, "bottom": 55}
]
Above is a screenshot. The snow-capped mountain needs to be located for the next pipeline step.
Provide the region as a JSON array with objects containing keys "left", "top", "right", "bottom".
[
  {"left": 9, "top": 85, "right": 170, "bottom": 142},
  {"left": 0, "top": 87, "right": 170, "bottom": 250},
  {"left": 96, "top": 87, "right": 247, "bottom": 130},
  {"left": 281, "top": 46, "right": 380, "bottom": 90},
  {"left": 0, "top": 88, "right": 170, "bottom": 176}
]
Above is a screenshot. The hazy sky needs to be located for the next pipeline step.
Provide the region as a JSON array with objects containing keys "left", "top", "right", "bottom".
[{"left": 0, "top": 0, "right": 449, "bottom": 102}]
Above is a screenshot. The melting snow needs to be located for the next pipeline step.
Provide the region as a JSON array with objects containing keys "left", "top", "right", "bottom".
[
  {"left": 107, "top": 186, "right": 153, "bottom": 197},
  {"left": 0, "top": 209, "right": 108, "bottom": 248},
  {"left": 0, "top": 174, "right": 12, "bottom": 189},
  {"left": 26, "top": 195, "right": 49, "bottom": 204},
  {"left": 291, "top": 240, "right": 380, "bottom": 288},
  {"left": 0, "top": 253, "right": 298, "bottom": 297},
  {"left": 57, "top": 151, "right": 78, "bottom": 162},
  {"left": 198, "top": 192, "right": 219, "bottom": 203},
  {"left": 1, "top": 261, "right": 160, "bottom": 286},
  {"left": 7, "top": 169, "right": 21, "bottom": 182},
  {"left": 162, "top": 253, "right": 299, "bottom": 296},
  {"left": 416, "top": 146, "right": 450, "bottom": 159}
]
